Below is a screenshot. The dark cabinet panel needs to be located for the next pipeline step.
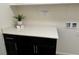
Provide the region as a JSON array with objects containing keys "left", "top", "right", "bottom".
[
  {"left": 16, "top": 36, "right": 34, "bottom": 55},
  {"left": 4, "top": 35, "right": 18, "bottom": 55},
  {"left": 3, "top": 34, "right": 57, "bottom": 55},
  {"left": 37, "top": 45, "right": 56, "bottom": 55},
  {"left": 18, "top": 45, "right": 34, "bottom": 55},
  {"left": 34, "top": 38, "right": 57, "bottom": 55}
]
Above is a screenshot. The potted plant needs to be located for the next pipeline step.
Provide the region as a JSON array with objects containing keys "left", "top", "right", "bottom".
[
  {"left": 14, "top": 14, "right": 25, "bottom": 26},
  {"left": 14, "top": 14, "right": 25, "bottom": 29}
]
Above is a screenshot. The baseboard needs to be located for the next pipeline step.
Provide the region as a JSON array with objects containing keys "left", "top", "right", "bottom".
[{"left": 56, "top": 52, "right": 76, "bottom": 55}]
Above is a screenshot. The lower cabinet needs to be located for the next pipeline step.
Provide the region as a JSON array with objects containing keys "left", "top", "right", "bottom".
[
  {"left": 3, "top": 34, "right": 57, "bottom": 55},
  {"left": 4, "top": 34, "right": 18, "bottom": 55},
  {"left": 17, "top": 36, "right": 34, "bottom": 55},
  {"left": 37, "top": 45, "right": 55, "bottom": 55}
]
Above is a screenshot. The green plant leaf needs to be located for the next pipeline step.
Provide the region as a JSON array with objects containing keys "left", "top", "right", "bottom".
[{"left": 14, "top": 14, "right": 25, "bottom": 21}]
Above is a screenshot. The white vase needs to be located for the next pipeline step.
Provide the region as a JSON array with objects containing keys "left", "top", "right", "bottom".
[{"left": 17, "top": 21, "right": 23, "bottom": 25}]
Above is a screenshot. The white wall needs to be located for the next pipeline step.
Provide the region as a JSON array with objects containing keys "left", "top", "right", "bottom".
[
  {"left": 11, "top": 4, "right": 79, "bottom": 54},
  {"left": 0, "top": 4, "right": 14, "bottom": 55},
  {"left": 11, "top": 4, "right": 79, "bottom": 27},
  {"left": 0, "top": 4, "right": 15, "bottom": 29},
  {"left": 57, "top": 28, "right": 79, "bottom": 55}
]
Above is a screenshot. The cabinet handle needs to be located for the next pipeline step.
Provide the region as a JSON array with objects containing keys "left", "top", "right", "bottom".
[
  {"left": 36, "top": 45, "right": 38, "bottom": 54},
  {"left": 33, "top": 45, "right": 35, "bottom": 54},
  {"left": 15, "top": 43, "right": 18, "bottom": 51}
]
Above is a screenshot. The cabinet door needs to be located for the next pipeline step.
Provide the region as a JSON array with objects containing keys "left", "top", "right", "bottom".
[
  {"left": 37, "top": 45, "right": 56, "bottom": 55},
  {"left": 17, "top": 36, "right": 34, "bottom": 55},
  {"left": 36, "top": 38, "right": 57, "bottom": 55},
  {"left": 3, "top": 34, "right": 18, "bottom": 55},
  {"left": 5, "top": 40, "right": 17, "bottom": 55}
]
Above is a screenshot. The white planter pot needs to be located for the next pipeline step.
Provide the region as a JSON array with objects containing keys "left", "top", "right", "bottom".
[
  {"left": 17, "top": 21, "right": 22, "bottom": 25},
  {"left": 16, "top": 21, "right": 24, "bottom": 29}
]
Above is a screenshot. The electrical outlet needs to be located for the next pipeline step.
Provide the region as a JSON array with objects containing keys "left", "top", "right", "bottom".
[
  {"left": 66, "top": 23, "right": 71, "bottom": 28},
  {"left": 66, "top": 22, "right": 77, "bottom": 28},
  {"left": 72, "top": 22, "right": 77, "bottom": 28}
]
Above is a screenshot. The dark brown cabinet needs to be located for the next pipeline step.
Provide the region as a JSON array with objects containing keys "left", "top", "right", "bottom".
[
  {"left": 17, "top": 36, "right": 34, "bottom": 55},
  {"left": 3, "top": 34, "right": 57, "bottom": 55},
  {"left": 3, "top": 34, "right": 18, "bottom": 55}
]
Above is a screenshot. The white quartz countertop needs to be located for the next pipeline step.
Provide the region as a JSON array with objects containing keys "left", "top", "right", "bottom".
[{"left": 2, "top": 26, "right": 59, "bottom": 39}]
